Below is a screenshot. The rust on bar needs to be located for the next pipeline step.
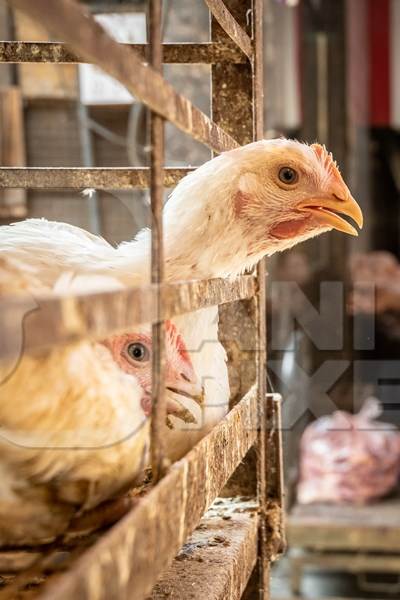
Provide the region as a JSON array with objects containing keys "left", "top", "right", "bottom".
[
  {"left": 252, "top": 0, "right": 270, "bottom": 596},
  {"left": 0, "top": 41, "right": 246, "bottom": 64},
  {"left": 149, "top": 0, "right": 167, "bottom": 482},
  {"left": 0, "top": 275, "right": 257, "bottom": 360},
  {"left": 210, "top": 3, "right": 254, "bottom": 148},
  {"left": 38, "top": 388, "right": 259, "bottom": 600},
  {"left": 5, "top": 0, "right": 239, "bottom": 153},
  {"left": 211, "top": 0, "right": 255, "bottom": 489},
  {"left": 204, "top": 0, "right": 253, "bottom": 59},
  {"left": 266, "top": 394, "right": 286, "bottom": 560},
  {"left": 210, "top": 10, "right": 260, "bottom": 580},
  {"left": 253, "top": 0, "right": 264, "bottom": 142},
  {"left": 0, "top": 166, "right": 194, "bottom": 189}
]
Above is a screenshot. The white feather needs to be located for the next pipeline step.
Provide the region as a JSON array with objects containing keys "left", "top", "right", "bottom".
[{"left": 0, "top": 256, "right": 149, "bottom": 545}]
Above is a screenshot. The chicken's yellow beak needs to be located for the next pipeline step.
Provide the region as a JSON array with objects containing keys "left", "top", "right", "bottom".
[
  {"left": 297, "top": 193, "right": 363, "bottom": 237},
  {"left": 165, "top": 395, "right": 198, "bottom": 425}
]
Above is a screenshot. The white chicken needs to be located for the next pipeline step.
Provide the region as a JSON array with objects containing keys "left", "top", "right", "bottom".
[
  {"left": 0, "top": 140, "right": 363, "bottom": 459},
  {"left": 0, "top": 258, "right": 201, "bottom": 544}
]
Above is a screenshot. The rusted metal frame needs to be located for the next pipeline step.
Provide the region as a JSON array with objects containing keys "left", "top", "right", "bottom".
[
  {"left": 211, "top": 0, "right": 258, "bottom": 506},
  {"left": 210, "top": 2, "right": 271, "bottom": 599},
  {"left": 264, "top": 395, "right": 286, "bottom": 561},
  {"left": 251, "top": 0, "right": 274, "bottom": 597},
  {"left": 149, "top": 0, "right": 166, "bottom": 483},
  {"left": 6, "top": 0, "right": 239, "bottom": 154},
  {"left": 211, "top": 0, "right": 255, "bottom": 412},
  {"left": 0, "top": 41, "right": 246, "bottom": 64},
  {"left": 150, "top": 498, "right": 259, "bottom": 600},
  {"left": 0, "top": 275, "right": 257, "bottom": 361},
  {"left": 204, "top": 0, "right": 253, "bottom": 60},
  {"left": 37, "top": 388, "right": 259, "bottom": 600},
  {"left": 256, "top": 273, "right": 268, "bottom": 600},
  {"left": 0, "top": 166, "right": 194, "bottom": 189}
]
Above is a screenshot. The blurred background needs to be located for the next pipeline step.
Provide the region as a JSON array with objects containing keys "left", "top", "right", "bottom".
[{"left": 1, "top": 0, "right": 400, "bottom": 597}]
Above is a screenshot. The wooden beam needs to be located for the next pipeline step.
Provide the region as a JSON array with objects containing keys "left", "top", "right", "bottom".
[
  {"left": 37, "top": 389, "right": 259, "bottom": 600},
  {"left": 150, "top": 498, "right": 258, "bottom": 600},
  {"left": 288, "top": 497, "right": 400, "bottom": 552}
]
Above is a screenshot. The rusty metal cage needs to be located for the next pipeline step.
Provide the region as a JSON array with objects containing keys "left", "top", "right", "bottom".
[{"left": 0, "top": 1, "right": 285, "bottom": 598}]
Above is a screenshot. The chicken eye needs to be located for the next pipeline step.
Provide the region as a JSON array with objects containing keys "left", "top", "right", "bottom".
[
  {"left": 278, "top": 167, "right": 298, "bottom": 185},
  {"left": 126, "top": 342, "right": 149, "bottom": 362}
]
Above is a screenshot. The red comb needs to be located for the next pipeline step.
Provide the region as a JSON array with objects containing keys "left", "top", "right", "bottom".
[
  {"left": 165, "top": 320, "right": 192, "bottom": 366},
  {"left": 311, "top": 143, "right": 343, "bottom": 184}
]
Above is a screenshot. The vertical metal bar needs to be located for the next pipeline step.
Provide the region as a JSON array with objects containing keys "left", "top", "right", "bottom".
[
  {"left": 271, "top": 394, "right": 285, "bottom": 522},
  {"left": 212, "top": 0, "right": 257, "bottom": 495},
  {"left": 252, "top": 0, "right": 264, "bottom": 143},
  {"left": 252, "top": 1, "right": 269, "bottom": 597},
  {"left": 149, "top": 0, "right": 167, "bottom": 482},
  {"left": 212, "top": 0, "right": 255, "bottom": 419},
  {"left": 210, "top": 1, "right": 273, "bottom": 598}
]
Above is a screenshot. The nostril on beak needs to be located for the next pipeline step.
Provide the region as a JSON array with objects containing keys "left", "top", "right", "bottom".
[
  {"left": 332, "top": 193, "right": 345, "bottom": 202},
  {"left": 180, "top": 372, "right": 191, "bottom": 382}
]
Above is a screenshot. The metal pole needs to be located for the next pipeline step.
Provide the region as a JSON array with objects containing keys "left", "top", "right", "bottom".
[
  {"left": 149, "top": 0, "right": 167, "bottom": 482},
  {"left": 252, "top": 0, "right": 270, "bottom": 596}
]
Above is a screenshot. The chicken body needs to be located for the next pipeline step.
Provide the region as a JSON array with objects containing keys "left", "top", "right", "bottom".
[
  {"left": 0, "top": 139, "right": 363, "bottom": 460},
  {"left": 0, "top": 334, "right": 149, "bottom": 545},
  {"left": 0, "top": 259, "right": 202, "bottom": 545},
  {"left": 0, "top": 260, "right": 148, "bottom": 544}
]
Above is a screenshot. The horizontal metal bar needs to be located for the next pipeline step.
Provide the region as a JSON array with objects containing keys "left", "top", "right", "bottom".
[
  {"left": 151, "top": 498, "right": 258, "bottom": 600},
  {"left": 39, "top": 387, "right": 259, "bottom": 600},
  {"left": 0, "top": 167, "right": 194, "bottom": 189},
  {"left": 0, "top": 41, "right": 246, "bottom": 64},
  {"left": 149, "top": 0, "right": 167, "bottom": 483},
  {"left": 6, "top": 0, "right": 239, "bottom": 153},
  {"left": 204, "top": 0, "right": 253, "bottom": 59},
  {"left": 0, "top": 275, "right": 257, "bottom": 360}
]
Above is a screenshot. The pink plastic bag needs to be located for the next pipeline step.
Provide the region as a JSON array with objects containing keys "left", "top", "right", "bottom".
[{"left": 297, "top": 399, "right": 400, "bottom": 504}]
